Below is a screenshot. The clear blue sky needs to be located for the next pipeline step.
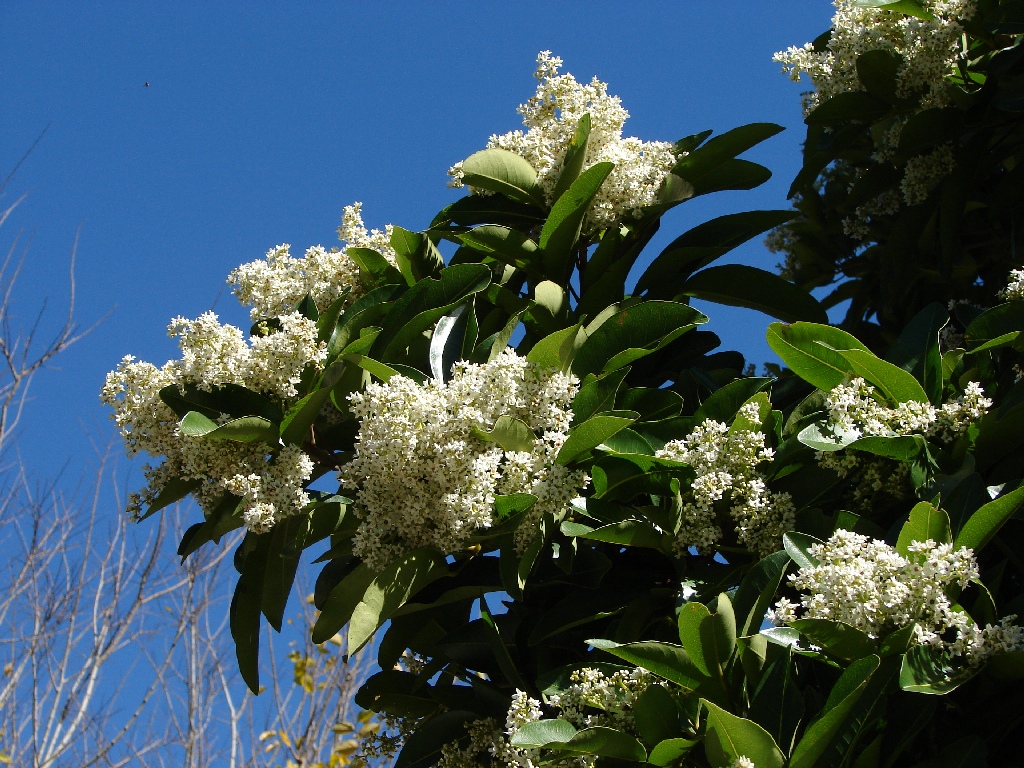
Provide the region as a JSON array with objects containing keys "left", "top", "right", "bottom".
[{"left": 0, "top": 2, "right": 834, "bottom": 484}]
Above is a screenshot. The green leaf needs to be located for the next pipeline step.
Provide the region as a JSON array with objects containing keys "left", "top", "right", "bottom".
[
  {"left": 702, "top": 700, "right": 785, "bottom": 768},
  {"left": 573, "top": 301, "right": 707, "bottom": 378},
  {"left": 140, "top": 477, "right": 201, "bottom": 520},
  {"left": 395, "top": 711, "right": 479, "bottom": 768},
  {"left": 390, "top": 226, "right": 444, "bottom": 285},
  {"left": 788, "top": 656, "right": 881, "bottom": 768},
  {"left": 851, "top": 0, "right": 936, "bottom": 20},
  {"left": 510, "top": 719, "right": 579, "bottom": 748},
  {"left": 344, "top": 354, "right": 400, "bottom": 382},
  {"left": 682, "top": 265, "right": 827, "bottom": 323},
  {"left": 896, "top": 502, "right": 952, "bottom": 555},
  {"left": 784, "top": 532, "right": 823, "bottom": 571},
  {"left": 649, "top": 738, "right": 700, "bottom": 766},
  {"left": 180, "top": 412, "right": 279, "bottom": 444},
  {"left": 789, "top": 619, "right": 877, "bottom": 662},
  {"left": 540, "top": 162, "right": 615, "bottom": 279},
  {"left": 633, "top": 684, "right": 682, "bottom": 746},
  {"left": 430, "top": 195, "right": 543, "bottom": 228},
  {"left": 848, "top": 434, "right": 927, "bottom": 461},
  {"left": 899, "top": 644, "right": 978, "bottom": 694},
  {"left": 429, "top": 300, "right": 476, "bottom": 382},
  {"left": 766, "top": 322, "right": 871, "bottom": 392},
  {"left": 473, "top": 415, "right": 537, "bottom": 453},
  {"left": 678, "top": 602, "right": 723, "bottom": 679},
  {"left": 472, "top": 308, "right": 525, "bottom": 364},
  {"left": 553, "top": 727, "right": 647, "bottom": 762},
  {"left": 837, "top": 349, "right": 929, "bottom": 404},
  {"left": 372, "top": 264, "right": 491, "bottom": 360},
  {"left": 311, "top": 563, "right": 378, "bottom": 644},
  {"left": 551, "top": 113, "right": 592, "bottom": 201},
  {"left": 230, "top": 534, "right": 270, "bottom": 693},
  {"left": 673, "top": 123, "right": 783, "bottom": 184},
  {"left": 526, "top": 324, "right": 584, "bottom": 372},
  {"left": 733, "top": 551, "right": 791, "bottom": 637},
  {"left": 557, "top": 412, "right": 638, "bottom": 465},
  {"left": 159, "top": 382, "right": 283, "bottom": 423},
  {"left": 885, "top": 303, "right": 946, "bottom": 405},
  {"left": 587, "top": 639, "right": 705, "bottom": 690},
  {"left": 563, "top": 519, "right": 669, "bottom": 550},
  {"left": 964, "top": 302, "right": 1024, "bottom": 352},
  {"left": 459, "top": 148, "right": 545, "bottom": 207},
  {"left": 279, "top": 360, "right": 346, "bottom": 447},
  {"left": 635, "top": 210, "right": 795, "bottom": 299},
  {"left": 856, "top": 50, "right": 902, "bottom": 101},
  {"left": 348, "top": 247, "right": 405, "bottom": 289},
  {"left": 689, "top": 159, "right": 773, "bottom": 196},
  {"left": 347, "top": 549, "right": 449, "bottom": 653},
  {"left": 457, "top": 225, "right": 541, "bottom": 277},
  {"left": 806, "top": 92, "right": 892, "bottom": 125},
  {"left": 954, "top": 483, "right": 1024, "bottom": 553},
  {"left": 571, "top": 368, "right": 630, "bottom": 423},
  {"left": 695, "top": 377, "right": 774, "bottom": 425},
  {"left": 325, "top": 284, "right": 403, "bottom": 362},
  {"left": 748, "top": 651, "right": 805, "bottom": 755}
]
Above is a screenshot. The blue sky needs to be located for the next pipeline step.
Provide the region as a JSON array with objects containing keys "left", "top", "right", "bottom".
[{"left": 0, "top": 1, "right": 835, "bottom": 485}]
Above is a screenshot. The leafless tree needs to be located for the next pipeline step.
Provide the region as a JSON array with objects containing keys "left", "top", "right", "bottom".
[{"left": 0, "top": 195, "right": 377, "bottom": 767}]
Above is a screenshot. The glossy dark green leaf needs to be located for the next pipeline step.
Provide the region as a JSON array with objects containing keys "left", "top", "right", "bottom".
[
  {"left": 702, "top": 700, "right": 785, "bottom": 768},
  {"left": 557, "top": 412, "right": 638, "bottom": 465},
  {"left": 635, "top": 211, "right": 796, "bottom": 297},
  {"left": 395, "top": 711, "right": 479, "bottom": 768},
  {"left": 588, "top": 639, "right": 705, "bottom": 690},
  {"left": 748, "top": 650, "right": 805, "bottom": 755},
  {"left": 784, "top": 532, "right": 823, "bottom": 571},
  {"left": 648, "top": 738, "right": 700, "bottom": 766},
  {"left": 473, "top": 415, "right": 537, "bottom": 453},
  {"left": 954, "top": 483, "right": 1024, "bottom": 553},
  {"left": 964, "top": 302, "right": 1024, "bottom": 351},
  {"left": 459, "top": 148, "right": 545, "bottom": 207},
  {"left": 573, "top": 301, "right": 707, "bottom": 378},
  {"left": 837, "top": 349, "right": 929, "bottom": 404},
  {"left": 571, "top": 368, "right": 630, "bottom": 423},
  {"left": 766, "top": 322, "right": 871, "bottom": 392},
  {"left": 689, "top": 159, "right": 773, "bottom": 196},
  {"left": 552, "top": 113, "right": 592, "bottom": 201},
  {"left": 672, "top": 123, "right": 783, "bottom": 182},
  {"left": 390, "top": 226, "right": 444, "bottom": 285},
  {"left": 896, "top": 502, "right": 951, "bottom": 555},
  {"left": 551, "top": 727, "right": 647, "bottom": 762},
  {"left": 140, "top": 477, "right": 201, "bottom": 520},
  {"left": 806, "top": 92, "right": 892, "bottom": 125},
  {"left": 348, "top": 549, "right": 449, "bottom": 653},
  {"left": 562, "top": 519, "right": 669, "bottom": 550},
  {"left": 180, "top": 412, "right": 279, "bottom": 443},
  {"left": 429, "top": 195, "right": 543, "bottom": 228},
  {"left": 885, "top": 303, "right": 946, "bottom": 405},
  {"left": 733, "top": 550, "right": 791, "bottom": 637},
  {"left": 695, "top": 377, "right": 774, "bottom": 425},
  {"left": 159, "top": 382, "right": 283, "bottom": 423},
  {"left": 348, "top": 247, "right": 406, "bottom": 288},
  {"left": 899, "top": 644, "right": 978, "bottom": 694},
  {"left": 633, "top": 684, "right": 682, "bottom": 746},
  {"left": 457, "top": 225, "right": 541, "bottom": 276},
  {"left": 789, "top": 619, "right": 877, "bottom": 662},
  {"left": 856, "top": 50, "right": 902, "bottom": 101},
  {"left": 510, "top": 719, "right": 579, "bottom": 748},
  {"left": 311, "top": 562, "right": 378, "bottom": 644},
  {"left": 230, "top": 535, "right": 270, "bottom": 693},
  {"left": 540, "top": 162, "right": 615, "bottom": 279},
  {"left": 683, "top": 265, "right": 827, "bottom": 323},
  {"left": 788, "top": 656, "right": 881, "bottom": 768},
  {"left": 279, "top": 360, "right": 346, "bottom": 447},
  {"left": 371, "top": 264, "right": 491, "bottom": 360},
  {"left": 472, "top": 308, "right": 525, "bottom": 364}
]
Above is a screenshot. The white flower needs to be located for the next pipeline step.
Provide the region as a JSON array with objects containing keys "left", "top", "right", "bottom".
[
  {"left": 101, "top": 310, "right": 326, "bottom": 529},
  {"left": 774, "top": 0, "right": 976, "bottom": 115},
  {"left": 449, "top": 51, "right": 678, "bottom": 232},
  {"left": 656, "top": 402, "right": 794, "bottom": 556},
  {"left": 229, "top": 202, "right": 398, "bottom": 321},
  {"left": 339, "top": 349, "right": 588, "bottom": 570},
  {"left": 1001, "top": 268, "right": 1024, "bottom": 301},
  {"left": 824, "top": 377, "right": 990, "bottom": 442},
  {"left": 772, "top": 530, "right": 1024, "bottom": 665}
]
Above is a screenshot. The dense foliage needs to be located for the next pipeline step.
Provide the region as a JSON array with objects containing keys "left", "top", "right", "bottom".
[{"left": 105, "top": 4, "right": 1024, "bottom": 766}]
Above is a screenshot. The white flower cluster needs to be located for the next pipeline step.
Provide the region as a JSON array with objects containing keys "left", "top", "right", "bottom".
[
  {"left": 770, "top": 530, "right": 1024, "bottom": 664},
  {"left": 1001, "top": 268, "right": 1024, "bottom": 302},
  {"left": 656, "top": 403, "right": 795, "bottom": 556},
  {"left": 775, "top": 0, "right": 976, "bottom": 115},
  {"left": 101, "top": 309, "right": 326, "bottom": 531},
  {"left": 229, "top": 202, "right": 398, "bottom": 321},
  {"left": 731, "top": 758, "right": 757, "bottom": 768},
  {"left": 818, "top": 452, "right": 911, "bottom": 513},
  {"left": 825, "top": 378, "right": 991, "bottom": 442},
  {"left": 339, "top": 349, "right": 588, "bottom": 570},
  {"left": 448, "top": 51, "right": 678, "bottom": 232},
  {"left": 435, "top": 668, "right": 654, "bottom": 768}
]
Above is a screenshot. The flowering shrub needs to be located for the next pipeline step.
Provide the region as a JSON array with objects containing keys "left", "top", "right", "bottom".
[
  {"left": 339, "top": 349, "right": 587, "bottom": 569},
  {"left": 448, "top": 51, "right": 679, "bottom": 231},
  {"left": 108, "top": 36, "right": 1024, "bottom": 768}
]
